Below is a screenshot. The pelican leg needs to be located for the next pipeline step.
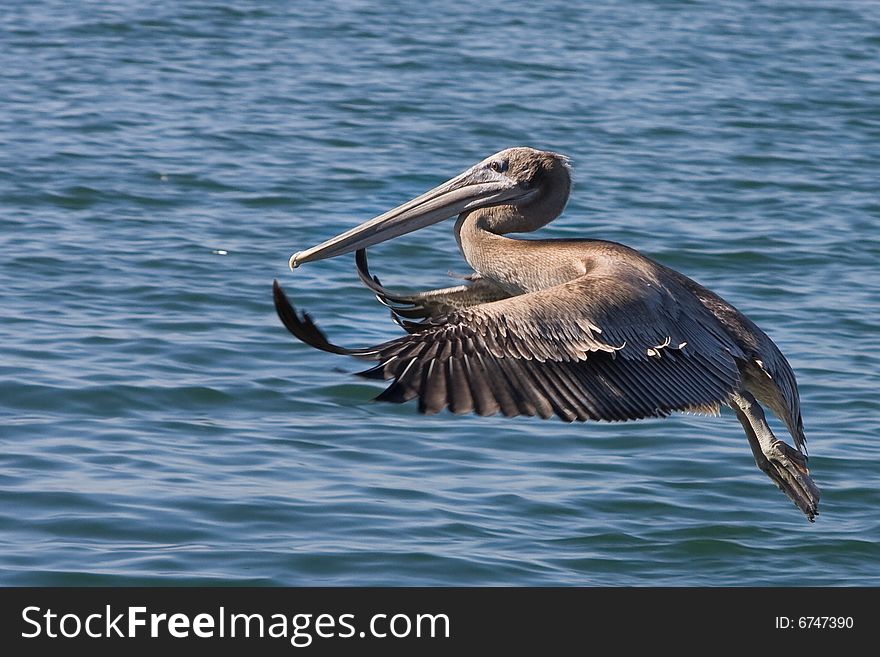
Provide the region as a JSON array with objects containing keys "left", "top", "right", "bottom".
[{"left": 729, "top": 391, "right": 820, "bottom": 521}]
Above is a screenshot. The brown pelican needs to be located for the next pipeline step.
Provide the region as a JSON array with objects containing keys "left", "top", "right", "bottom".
[{"left": 273, "top": 147, "right": 820, "bottom": 521}]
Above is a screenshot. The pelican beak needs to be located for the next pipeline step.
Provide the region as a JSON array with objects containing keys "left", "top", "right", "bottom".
[{"left": 289, "top": 164, "right": 529, "bottom": 269}]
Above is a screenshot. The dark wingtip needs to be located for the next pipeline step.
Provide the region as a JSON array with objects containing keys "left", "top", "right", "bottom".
[
  {"left": 355, "top": 249, "right": 391, "bottom": 297},
  {"left": 272, "top": 279, "right": 360, "bottom": 356},
  {"left": 355, "top": 248, "right": 369, "bottom": 274},
  {"left": 355, "top": 364, "right": 389, "bottom": 380},
  {"left": 355, "top": 249, "right": 414, "bottom": 305},
  {"left": 355, "top": 249, "right": 377, "bottom": 291},
  {"left": 374, "top": 381, "right": 419, "bottom": 404}
]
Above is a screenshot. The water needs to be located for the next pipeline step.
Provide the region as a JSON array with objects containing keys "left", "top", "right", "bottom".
[{"left": 1, "top": 0, "right": 879, "bottom": 586}]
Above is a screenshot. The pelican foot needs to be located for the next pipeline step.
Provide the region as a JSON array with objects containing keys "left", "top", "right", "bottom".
[{"left": 758, "top": 440, "right": 820, "bottom": 522}]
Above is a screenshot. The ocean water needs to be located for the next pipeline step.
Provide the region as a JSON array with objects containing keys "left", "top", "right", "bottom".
[{"left": 1, "top": 0, "right": 878, "bottom": 585}]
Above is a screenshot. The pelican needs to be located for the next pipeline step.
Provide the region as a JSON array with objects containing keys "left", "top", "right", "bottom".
[{"left": 273, "top": 147, "right": 820, "bottom": 521}]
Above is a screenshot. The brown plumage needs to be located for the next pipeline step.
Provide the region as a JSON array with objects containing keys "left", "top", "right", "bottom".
[{"left": 274, "top": 147, "right": 820, "bottom": 521}]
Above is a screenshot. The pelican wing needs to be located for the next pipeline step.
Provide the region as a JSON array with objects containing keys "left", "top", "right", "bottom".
[
  {"left": 674, "top": 273, "right": 806, "bottom": 451},
  {"left": 355, "top": 249, "right": 512, "bottom": 320},
  {"left": 273, "top": 266, "right": 746, "bottom": 422}
]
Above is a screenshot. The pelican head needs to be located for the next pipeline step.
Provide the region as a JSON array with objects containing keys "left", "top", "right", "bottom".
[{"left": 289, "top": 147, "right": 572, "bottom": 270}]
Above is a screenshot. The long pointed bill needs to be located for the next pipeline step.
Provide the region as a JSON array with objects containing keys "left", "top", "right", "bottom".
[{"left": 289, "top": 165, "right": 529, "bottom": 269}]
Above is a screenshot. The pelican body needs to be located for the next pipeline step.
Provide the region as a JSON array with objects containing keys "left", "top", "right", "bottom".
[{"left": 274, "top": 147, "right": 820, "bottom": 521}]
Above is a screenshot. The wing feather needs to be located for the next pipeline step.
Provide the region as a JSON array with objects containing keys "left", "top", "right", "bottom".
[{"left": 355, "top": 249, "right": 512, "bottom": 320}]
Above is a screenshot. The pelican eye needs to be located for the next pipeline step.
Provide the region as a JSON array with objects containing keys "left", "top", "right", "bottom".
[{"left": 488, "top": 159, "right": 508, "bottom": 173}]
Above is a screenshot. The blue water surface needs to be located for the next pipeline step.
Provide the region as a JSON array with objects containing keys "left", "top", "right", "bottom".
[{"left": 1, "top": 0, "right": 879, "bottom": 585}]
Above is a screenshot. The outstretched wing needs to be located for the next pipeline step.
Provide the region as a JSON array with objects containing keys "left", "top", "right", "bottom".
[
  {"left": 273, "top": 257, "right": 746, "bottom": 423},
  {"left": 355, "top": 249, "right": 512, "bottom": 320}
]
